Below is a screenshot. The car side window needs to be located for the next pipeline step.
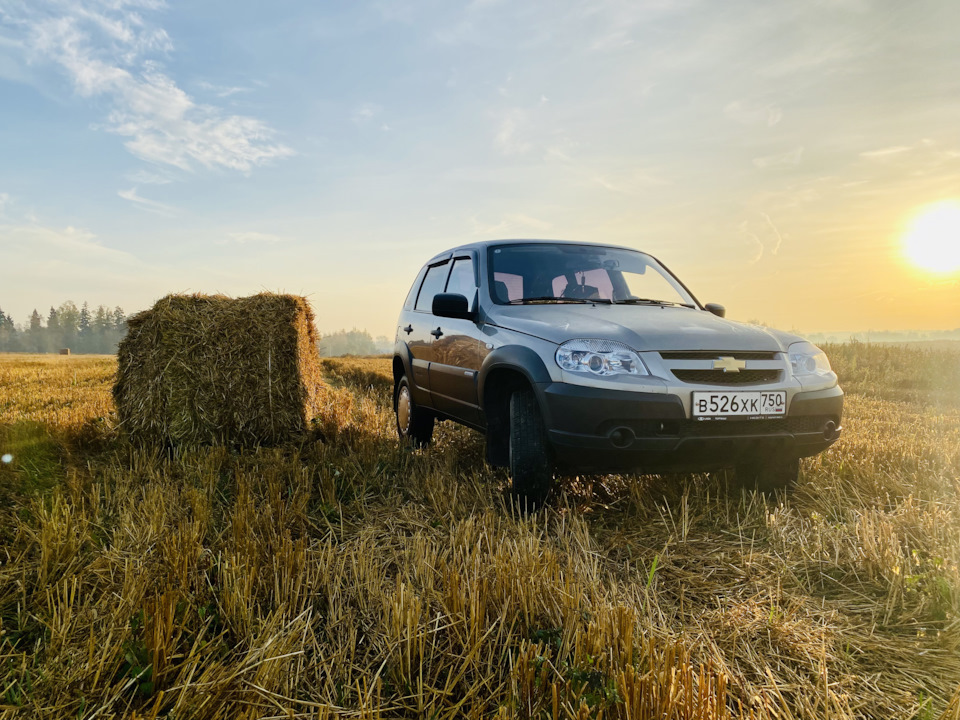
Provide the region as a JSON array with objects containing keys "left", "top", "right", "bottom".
[
  {"left": 403, "top": 266, "right": 427, "bottom": 310},
  {"left": 445, "top": 257, "right": 476, "bottom": 308},
  {"left": 415, "top": 261, "right": 450, "bottom": 312}
]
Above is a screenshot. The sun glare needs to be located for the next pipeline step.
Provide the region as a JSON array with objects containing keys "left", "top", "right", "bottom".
[{"left": 902, "top": 200, "right": 960, "bottom": 274}]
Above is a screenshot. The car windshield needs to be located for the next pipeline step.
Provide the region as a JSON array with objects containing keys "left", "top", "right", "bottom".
[{"left": 488, "top": 243, "right": 697, "bottom": 307}]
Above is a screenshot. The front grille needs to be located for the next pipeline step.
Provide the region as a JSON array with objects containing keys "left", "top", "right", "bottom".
[
  {"left": 660, "top": 351, "right": 778, "bottom": 361},
  {"left": 672, "top": 369, "right": 781, "bottom": 385}
]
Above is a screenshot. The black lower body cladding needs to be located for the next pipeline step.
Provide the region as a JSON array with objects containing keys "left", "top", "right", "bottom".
[{"left": 536, "top": 382, "right": 844, "bottom": 474}]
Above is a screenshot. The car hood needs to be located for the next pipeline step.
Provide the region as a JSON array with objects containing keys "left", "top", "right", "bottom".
[{"left": 489, "top": 304, "right": 802, "bottom": 352}]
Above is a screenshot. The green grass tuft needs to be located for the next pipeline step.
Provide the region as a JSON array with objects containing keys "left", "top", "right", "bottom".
[{"left": 0, "top": 421, "right": 64, "bottom": 498}]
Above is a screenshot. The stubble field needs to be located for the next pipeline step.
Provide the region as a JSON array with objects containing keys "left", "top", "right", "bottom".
[{"left": 1, "top": 345, "right": 959, "bottom": 719}]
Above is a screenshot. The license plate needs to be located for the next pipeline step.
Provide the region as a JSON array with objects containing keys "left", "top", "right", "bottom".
[{"left": 692, "top": 391, "right": 786, "bottom": 419}]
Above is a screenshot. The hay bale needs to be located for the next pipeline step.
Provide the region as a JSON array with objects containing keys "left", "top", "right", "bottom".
[
  {"left": 113, "top": 293, "right": 324, "bottom": 447},
  {"left": 59, "top": 348, "right": 71, "bottom": 355}
]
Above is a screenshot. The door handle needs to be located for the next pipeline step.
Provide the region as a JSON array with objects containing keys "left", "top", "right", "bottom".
[
  {"left": 403, "top": 324, "right": 413, "bottom": 334},
  {"left": 430, "top": 327, "right": 444, "bottom": 339}
]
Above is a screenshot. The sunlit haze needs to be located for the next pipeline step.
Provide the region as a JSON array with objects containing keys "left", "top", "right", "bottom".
[
  {"left": 1, "top": 1, "right": 958, "bottom": 337},
  {"left": 902, "top": 201, "right": 960, "bottom": 275}
]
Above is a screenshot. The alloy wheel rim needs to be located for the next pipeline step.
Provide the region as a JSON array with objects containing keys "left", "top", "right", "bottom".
[{"left": 397, "top": 385, "right": 412, "bottom": 434}]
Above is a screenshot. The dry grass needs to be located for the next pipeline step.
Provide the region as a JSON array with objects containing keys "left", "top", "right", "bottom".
[
  {"left": 824, "top": 341, "right": 960, "bottom": 406},
  {"left": 319, "top": 356, "right": 394, "bottom": 395},
  {"left": 0, "top": 344, "right": 958, "bottom": 719}
]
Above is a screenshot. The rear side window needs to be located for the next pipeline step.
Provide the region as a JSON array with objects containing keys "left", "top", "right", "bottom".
[
  {"left": 445, "top": 257, "right": 476, "bottom": 307},
  {"left": 415, "top": 262, "right": 450, "bottom": 312},
  {"left": 403, "top": 266, "right": 427, "bottom": 309}
]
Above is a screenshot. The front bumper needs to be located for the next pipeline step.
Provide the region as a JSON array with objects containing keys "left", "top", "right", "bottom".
[{"left": 536, "top": 382, "right": 843, "bottom": 473}]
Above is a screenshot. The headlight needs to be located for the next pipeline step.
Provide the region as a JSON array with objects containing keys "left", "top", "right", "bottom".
[
  {"left": 788, "top": 341, "right": 833, "bottom": 378},
  {"left": 556, "top": 339, "right": 648, "bottom": 377}
]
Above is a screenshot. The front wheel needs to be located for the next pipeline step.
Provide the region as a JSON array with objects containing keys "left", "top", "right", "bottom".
[
  {"left": 735, "top": 456, "right": 800, "bottom": 493},
  {"left": 395, "top": 376, "right": 434, "bottom": 447},
  {"left": 509, "top": 388, "right": 553, "bottom": 509}
]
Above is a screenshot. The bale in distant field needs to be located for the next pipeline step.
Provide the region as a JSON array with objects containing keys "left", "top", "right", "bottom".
[
  {"left": 59, "top": 348, "right": 71, "bottom": 355},
  {"left": 113, "top": 293, "right": 324, "bottom": 447}
]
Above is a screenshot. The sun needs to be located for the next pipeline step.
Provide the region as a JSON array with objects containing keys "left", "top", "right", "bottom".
[{"left": 902, "top": 200, "right": 960, "bottom": 274}]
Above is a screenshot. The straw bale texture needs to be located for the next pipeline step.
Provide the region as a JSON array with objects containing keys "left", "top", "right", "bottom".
[{"left": 113, "top": 293, "right": 324, "bottom": 447}]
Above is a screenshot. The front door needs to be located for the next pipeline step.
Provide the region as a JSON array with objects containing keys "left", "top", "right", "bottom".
[
  {"left": 407, "top": 259, "right": 450, "bottom": 399},
  {"left": 429, "top": 256, "right": 481, "bottom": 425}
]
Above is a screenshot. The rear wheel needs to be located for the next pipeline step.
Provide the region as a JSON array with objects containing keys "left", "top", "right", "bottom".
[
  {"left": 509, "top": 388, "right": 553, "bottom": 509},
  {"left": 735, "top": 456, "right": 800, "bottom": 493},
  {"left": 395, "top": 376, "right": 434, "bottom": 447}
]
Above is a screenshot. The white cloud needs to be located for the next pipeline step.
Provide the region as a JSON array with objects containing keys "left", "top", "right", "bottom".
[
  {"left": 761, "top": 212, "right": 784, "bottom": 255},
  {"left": 5, "top": 1, "right": 293, "bottom": 173},
  {"left": 0, "top": 201, "right": 167, "bottom": 322},
  {"left": 593, "top": 169, "right": 670, "bottom": 194},
  {"left": 758, "top": 43, "right": 860, "bottom": 79},
  {"left": 197, "top": 80, "right": 253, "bottom": 99},
  {"left": 753, "top": 147, "right": 804, "bottom": 169},
  {"left": 220, "top": 231, "right": 284, "bottom": 245},
  {"left": 125, "top": 168, "right": 175, "bottom": 184},
  {"left": 859, "top": 146, "right": 912, "bottom": 159},
  {"left": 0, "top": 215, "right": 138, "bottom": 268},
  {"left": 739, "top": 212, "right": 787, "bottom": 265},
  {"left": 740, "top": 220, "right": 764, "bottom": 264},
  {"left": 118, "top": 187, "right": 177, "bottom": 214},
  {"left": 724, "top": 100, "right": 782, "bottom": 127},
  {"left": 352, "top": 102, "right": 382, "bottom": 125},
  {"left": 544, "top": 145, "right": 572, "bottom": 162},
  {"left": 493, "top": 108, "right": 531, "bottom": 155}
]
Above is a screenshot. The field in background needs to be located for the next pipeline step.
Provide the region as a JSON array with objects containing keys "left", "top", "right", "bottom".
[{"left": 1, "top": 346, "right": 959, "bottom": 719}]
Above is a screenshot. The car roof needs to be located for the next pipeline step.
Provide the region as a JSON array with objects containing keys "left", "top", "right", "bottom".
[{"left": 424, "top": 238, "right": 646, "bottom": 266}]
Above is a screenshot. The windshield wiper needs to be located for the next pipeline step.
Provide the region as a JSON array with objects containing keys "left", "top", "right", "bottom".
[
  {"left": 614, "top": 297, "right": 696, "bottom": 308},
  {"left": 506, "top": 296, "right": 613, "bottom": 305}
]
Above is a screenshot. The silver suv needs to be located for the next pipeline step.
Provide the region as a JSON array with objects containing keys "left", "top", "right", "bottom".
[{"left": 393, "top": 240, "right": 843, "bottom": 505}]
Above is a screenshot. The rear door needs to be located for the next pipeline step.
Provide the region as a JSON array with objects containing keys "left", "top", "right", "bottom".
[{"left": 429, "top": 254, "right": 482, "bottom": 425}]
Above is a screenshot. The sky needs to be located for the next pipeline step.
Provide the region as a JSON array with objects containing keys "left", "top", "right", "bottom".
[{"left": 0, "top": 0, "right": 958, "bottom": 338}]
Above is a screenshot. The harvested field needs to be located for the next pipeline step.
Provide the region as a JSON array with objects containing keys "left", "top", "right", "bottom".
[
  {"left": 319, "top": 355, "right": 394, "bottom": 394},
  {"left": 1, "top": 344, "right": 959, "bottom": 719}
]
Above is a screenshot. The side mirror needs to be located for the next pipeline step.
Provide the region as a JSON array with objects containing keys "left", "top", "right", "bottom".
[
  {"left": 432, "top": 293, "right": 474, "bottom": 320},
  {"left": 704, "top": 303, "right": 726, "bottom": 318}
]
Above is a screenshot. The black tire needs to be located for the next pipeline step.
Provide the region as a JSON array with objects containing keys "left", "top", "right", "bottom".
[
  {"left": 735, "top": 456, "right": 800, "bottom": 493},
  {"left": 394, "top": 376, "right": 434, "bottom": 447},
  {"left": 509, "top": 388, "right": 553, "bottom": 509}
]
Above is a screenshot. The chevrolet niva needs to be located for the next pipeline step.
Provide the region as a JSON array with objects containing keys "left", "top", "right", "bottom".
[{"left": 392, "top": 240, "right": 842, "bottom": 505}]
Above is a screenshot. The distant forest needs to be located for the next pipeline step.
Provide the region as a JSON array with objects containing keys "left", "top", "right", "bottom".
[
  {"left": 0, "top": 304, "right": 393, "bottom": 357},
  {"left": 0, "top": 302, "right": 127, "bottom": 354},
  {"left": 318, "top": 328, "right": 392, "bottom": 357}
]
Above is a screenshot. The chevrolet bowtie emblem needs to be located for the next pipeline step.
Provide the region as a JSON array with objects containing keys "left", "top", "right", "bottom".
[{"left": 713, "top": 356, "right": 747, "bottom": 373}]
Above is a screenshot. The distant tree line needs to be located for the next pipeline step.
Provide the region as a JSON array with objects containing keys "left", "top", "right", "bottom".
[
  {"left": 0, "top": 302, "right": 128, "bottom": 354},
  {"left": 0, "top": 306, "right": 395, "bottom": 356},
  {"left": 318, "top": 328, "right": 392, "bottom": 357}
]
